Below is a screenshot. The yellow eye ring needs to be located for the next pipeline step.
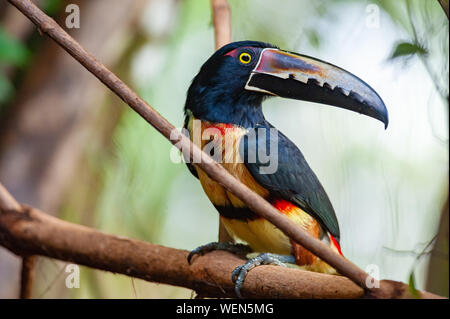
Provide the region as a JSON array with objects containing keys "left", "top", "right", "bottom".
[{"left": 239, "top": 52, "right": 252, "bottom": 64}]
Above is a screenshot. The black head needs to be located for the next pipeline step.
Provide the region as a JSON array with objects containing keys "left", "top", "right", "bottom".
[
  {"left": 185, "top": 41, "right": 275, "bottom": 128},
  {"left": 185, "top": 40, "right": 388, "bottom": 129}
]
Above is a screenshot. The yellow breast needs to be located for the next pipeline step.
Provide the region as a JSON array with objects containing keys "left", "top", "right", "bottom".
[{"left": 187, "top": 116, "right": 269, "bottom": 207}]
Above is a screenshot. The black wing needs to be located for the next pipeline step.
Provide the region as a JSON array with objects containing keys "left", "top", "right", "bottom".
[{"left": 240, "top": 121, "right": 340, "bottom": 240}]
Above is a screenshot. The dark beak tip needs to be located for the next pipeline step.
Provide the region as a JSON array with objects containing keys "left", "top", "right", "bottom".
[
  {"left": 379, "top": 101, "right": 389, "bottom": 130},
  {"left": 379, "top": 109, "right": 389, "bottom": 130}
]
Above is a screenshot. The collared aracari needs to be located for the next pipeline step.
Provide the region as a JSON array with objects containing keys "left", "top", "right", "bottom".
[{"left": 183, "top": 41, "right": 388, "bottom": 298}]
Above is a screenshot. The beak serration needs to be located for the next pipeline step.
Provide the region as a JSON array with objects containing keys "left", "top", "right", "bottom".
[{"left": 245, "top": 48, "right": 389, "bottom": 128}]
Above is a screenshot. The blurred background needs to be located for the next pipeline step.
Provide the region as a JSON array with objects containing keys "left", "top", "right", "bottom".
[{"left": 0, "top": 0, "right": 448, "bottom": 298}]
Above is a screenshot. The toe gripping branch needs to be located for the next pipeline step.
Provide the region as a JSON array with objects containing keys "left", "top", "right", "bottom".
[
  {"left": 232, "top": 253, "right": 295, "bottom": 298},
  {"left": 187, "top": 243, "right": 296, "bottom": 299},
  {"left": 187, "top": 242, "right": 252, "bottom": 264}
]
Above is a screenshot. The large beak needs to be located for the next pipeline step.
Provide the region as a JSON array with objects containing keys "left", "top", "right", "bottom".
[{"left": 245, "top": 48, "right": 388, "bottom": 128}]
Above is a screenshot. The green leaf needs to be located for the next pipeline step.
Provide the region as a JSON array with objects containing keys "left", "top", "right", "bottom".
[
  {"left": 0, "top": 28, "right": 30, "bottom": 67},
  {"left": 389, "top": 41, "right": 428, "bottom": 60},
  {"left": 43, "top": 0, "right": 63, "bottom": 16},
  {"left": 306, "top": 29, "right": 320, "bottom": 49},
  {"left": 0, "top": 74, "right": 14, "bottom": 105},
  {"left": 408, "top": 272, "right": 420, "bottom": 298}
]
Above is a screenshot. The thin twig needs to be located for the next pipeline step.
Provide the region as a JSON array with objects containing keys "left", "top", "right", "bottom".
[
  {"left": 437, "top": 0, "right": 449, "bottom": 19},
  {"left": 211, "top": 0, "right": 232, "bottom": 49},
  {"left": 36, "top": 262, "right": 67, "bottom": 299},
  {"left": 20, "top": 255, "right": 36, "bottom": 298}
]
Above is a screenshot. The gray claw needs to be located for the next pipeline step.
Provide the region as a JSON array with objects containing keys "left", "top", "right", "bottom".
[
  {"left": 231, "top": 253, "right": 296, "bottom": 299},
  {"left": 187, "top": 242, "right": 251, "bottom": 264}
]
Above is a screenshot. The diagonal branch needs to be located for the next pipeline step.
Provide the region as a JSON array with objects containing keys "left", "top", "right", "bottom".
[
  {"left": 0, "top": 183, "right": 20, "bottom": 211},
  {"left": 3, "top": 0, "right": 444, "bottom": 299},
  {"left": 438, "top": 0, "right": 449, "bottom": 19}
]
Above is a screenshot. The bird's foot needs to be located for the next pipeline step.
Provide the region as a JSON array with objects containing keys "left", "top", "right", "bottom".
[
  {"left": 232, "top": 253, "right": 296, "bottom": 299},
  {"left": 187, "top": 242, "right": 252, "bottom": 264}
]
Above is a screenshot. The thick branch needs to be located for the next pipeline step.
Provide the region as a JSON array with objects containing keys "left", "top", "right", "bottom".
[
  {"left": 4, "top": 0, "right": 444, "bottom": 299},
  {"left": 0, "top": 203, "right": 364, "bottom": 299},
  {"left": 0, "top": 182, "right": 443, "bottom": 299}
]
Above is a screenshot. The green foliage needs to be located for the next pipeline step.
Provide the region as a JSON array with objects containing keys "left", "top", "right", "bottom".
[
  {"left": 305, "top": 28, "right": 320, "bottom": 49},
  {"left": 0, "top": 28, "right": 30, "bottom": 67},
  {"left": 42, "top": 0, "right": 63, "bottom": 16},
  {"left": 0, "top": 27, "right": 30, "bottom": 106},
  {"left": 408, "top": 272, "right": 420, "bottom": 298},
  {"left": 0, "top": 74, "right": 13, "bottom": 105},
  {"left": 379, "top": 0, "right": 449, "bottom": 104},
  {"left": 389, "top": 41, "right": 428, "bottom": 60}
]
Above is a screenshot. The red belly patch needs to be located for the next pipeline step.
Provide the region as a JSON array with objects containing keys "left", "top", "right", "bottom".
[{"left": 271, "top": 199, "right": 296, "bottom": 215}]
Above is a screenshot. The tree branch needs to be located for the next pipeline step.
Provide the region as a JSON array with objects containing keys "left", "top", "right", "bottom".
[
  {"left": 0, "top": 183, "right": 442, "bottom": 298},
  {"left": 211, "top": 0, "right": 232, "bottom": 49},
  {"left": 0, "top": 183, "right": 20, "bottom": 211},
  {"left": 0, "top": 198, "right": 362, "bottom": 298},
  {"left": 19, "top": 255, "right": 35, "bottom": 299},
  {"left": 0, "top": 178, "right": 33, "bottom": 299},
  {"left": 438, "top": 0, "right": 449, "bottom": 19},
  {"left": 3, "top": 0, "right": 444, "bottom": 299}
]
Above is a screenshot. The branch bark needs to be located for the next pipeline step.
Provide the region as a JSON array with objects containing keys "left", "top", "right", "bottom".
[
  {"left": 211, "top": 0, "right": 232, "bottom": 49},
  {"left": 3, "top": 0, "right": 444, "bottom": 299},
  {"left": 19, "top": 255, "right": 35, "bottom": 299},
  {"left": 0, "top": 183, "right": 442, "bottom": 299},
  {"left": 0, "top": 201, "right": 362, "bottom": 298},
  {"left": 0, "top": 183, "right": 33, "bottom": 299}
]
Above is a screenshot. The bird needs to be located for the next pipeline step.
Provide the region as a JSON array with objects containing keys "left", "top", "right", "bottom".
[{"left": 183, "top": 41, "right": 388, "bottom": 298}]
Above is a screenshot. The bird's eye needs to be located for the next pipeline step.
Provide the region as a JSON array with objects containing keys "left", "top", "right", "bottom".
[{"left": 239, "top": 52, "right": 252, "bottom": 64}]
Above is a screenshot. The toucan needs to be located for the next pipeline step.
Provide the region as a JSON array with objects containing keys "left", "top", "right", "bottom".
[{"left": 183, "top": 41, "right": 388, "bottom": 298}]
